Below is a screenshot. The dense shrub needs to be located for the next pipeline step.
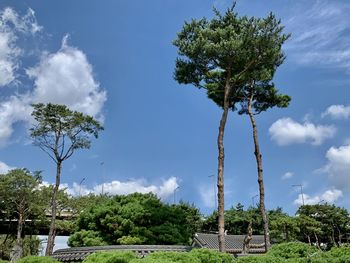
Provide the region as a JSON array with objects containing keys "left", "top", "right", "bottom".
[
  {"left": 132, "top": 251, "right": 200, "bottom": 263},
  {"left": 83, "top": 251, "right": 137, "bottom": 263},
  {"left": 189, "top": 249, "right": 235, "bottom": 263},
  {"left": 17, "top": 256, "right": 58, "bottom": 263},
  {"left": 267, "top": 242, "right": 318, "bottom": 259},
  {"left": 305, "top": 245, "right": 350, "bottom": 263},
  {"left": 236, "top": 255, "right": 286, "bottom": 263}
]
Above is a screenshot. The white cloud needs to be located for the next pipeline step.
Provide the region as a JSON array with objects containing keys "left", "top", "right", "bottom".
[
  {"left": 198, "top": 184, "right": 216, "bottom": 208},
  {"left": 0, "top": 7, "right": 41, "bottom": 86},
  {"left": 322, "top": 144, "right": 350, "bottom": 189},
  {"left": 0, "top": 35, "right": 106, "bottom": 147},
  {"left": 46, "top": 177, "right": 179, "bottom": 201},
  {"left": 281, "top": 172, "right": 293, "bottom": 180},
  {"left": 286, "top": 1, "right": 350, "bottom": 71},
  {"left": 322, "top": 105, "right": 350, "bottom": 119},
  {"left": 294, "top": 188, "right": 343, "bottom": 205},
  {"left": 0, "top": 95, "right": 32, "bottom": 147},
  {"left": 27, "top": 35, "right": 107, "bottom": 119},
  {"left": 269, "top": 117, "right": 336, "bottom": 146},
  {"left": 0, "top": 161, "right": 15, "bottom": 174}
]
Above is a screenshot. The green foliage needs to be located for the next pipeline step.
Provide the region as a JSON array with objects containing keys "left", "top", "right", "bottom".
[
  {"left": 30, "top": 103, "right": 103, "bottom": 163},
  {"left": 68, "top": 230, "right": 108, "bottom": 247},
  {"left": 17, "top": 256, "right": 58, "bottom": 263},
  {"left": 173, "top": 6, "right": 289, "bottom": 111},
  {"left": 137, "top": 252, "right": 200, "bottom": 263},
  {"left": 189, "top": 249, "right": 235, "bottom": 263},
  {"left": 69, "top": 193, "right": 201, "bottom": 246},
  {"left": 297, "top": 204, "right": 350, "bottom": 247},
  {"left": 269, "top": 212, "right": 299, "bottom": 242},
  {"left": 0, "top": 235, "right": 41, "bottom": 260},
  {"left": 236, "top": 255, "right": 286, "bottom": 263},
  {"left": 83, "top": 251, "right": 137, "bottom": 263},
  {"left": 267, "top": 242, "right": 318, "bottom": 259},
  {"left": 0, "top": 169, "right": 44, "bottom": 222}
]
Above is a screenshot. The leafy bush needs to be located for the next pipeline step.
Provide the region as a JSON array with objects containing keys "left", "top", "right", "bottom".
[
  {"left": 189, "top": 249, "right": 235, "bottom": 263},
  {"left": 83, "top": 251, "right": 137, "bottom": 263},
  {"left": 306, "top": 245, "right": 350, "bottom": 263},
  {"left": 326, "top": 245, "right": 350, "bottom": 258},
  {"left": 267, "top": 242, "right": 318, "bottom": 259},
  {"left": 17, "top": 256, "right": 58, "bottom": 263},
  {"left": 134, "top": 251, "right": 200, "bottom": 263},
  {"left": 236, "top": 255, "right": 286, "bottom": 263}
]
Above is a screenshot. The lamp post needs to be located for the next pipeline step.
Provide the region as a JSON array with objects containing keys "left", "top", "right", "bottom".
[
  {"left": 317, "top": 199, "right": 325, "bottom": 205},
  {"left": 292, "top": 184, "right": 305, "bottom": 206},
  {"left": 79, "top": 178, "right": 86, "bottom": 197},
  {"left": 252, "top": 194, "right": 258, "bottom": 207},
  {"left": 173, "top": 186, "right": 180, "bottom": 204},
  {"left": 208, "top": 174, "right": 217, "bottom": 209},
  {"left": 100, "top": 162, "right": 105, "bottom": 195}
]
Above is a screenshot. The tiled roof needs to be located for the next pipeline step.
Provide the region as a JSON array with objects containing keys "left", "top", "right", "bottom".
[
  {"left": 52, "top": 233, "right": 266, "bottom": 261},
  {"left": 192, "top": 233, "right": 266, "bottom": 253},
  {"left": 52, "top": 245, "right": 192, "bottom": 262}
]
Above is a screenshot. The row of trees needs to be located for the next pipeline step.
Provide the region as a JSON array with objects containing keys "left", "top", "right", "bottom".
[
  {"left": 202, "top": 203, "right": 350, "bottom": 248},
  {"left": 0, "top": 169, "right": 77, "bottom": 260},
  {"left": 1, "top": 169, "right": 349, "bottom": 261},
  {"left": 173, "top": 3, "right": 290, "bottom": 251},
  {"left": 67, "top": 194, "right": 350, "bottom": 249}
]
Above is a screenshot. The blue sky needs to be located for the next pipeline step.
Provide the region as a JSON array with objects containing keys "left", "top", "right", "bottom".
[{"left": 1, "top": 0, "right": 350, "bottom": 218}]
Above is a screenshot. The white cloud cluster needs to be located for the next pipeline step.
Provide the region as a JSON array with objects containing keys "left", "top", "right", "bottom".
[
  {"left": 0, "top": 7, "right": 41, "bottom": 86},
  {"left": 281, "top": 172, "right": 293, "bottom": 180},
  {"left": 286, "top": 1, "right": 350, "bottom": 71},
  {"left": 27, "top": 35, "right": 106, "bottom": 119},
  {"left": 55, "top": 177, "right": 179, "bottom": 201},
  {"left": 0, "top": 95, "right": 32, "bottom": 147},
  {"left": 269, "top": 118, "right": 336, "bottom": 146},
  {"left": 294, "top": 188, "right": 343, "bottom": 205},
  {"left": 323, "top": 144, "right": 350, "bottom": 190},
  {"left": 199, "top": 184, "right": 216, "bottom": 208},
  {"left": 0, "top": 161, "right": 15, "bottom": 174},
  {"left": 322, "top": 105, "right": 350, "bottom": 119},
  {"left": 0, "top": 34, "right": 106, "bottom": 147}
]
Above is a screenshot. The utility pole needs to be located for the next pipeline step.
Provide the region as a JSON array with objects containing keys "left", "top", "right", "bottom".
[
  {"left": 292, "top": 184, "right": 305, "bottom": 206},
  {"left": 252, "top": 194, "right": 258, "bottom": 207},
  {"left": 208, "top": 174, "right": 217, "bottom": 209},
  {"left": 100, "top": 162, "right": 105, "bottom": 195},
  {"left": 173, "top": 186, "right": 180, "bottom": 204},
  {"left": 79, "top": 178, "right": 86, "bottom": 197}
]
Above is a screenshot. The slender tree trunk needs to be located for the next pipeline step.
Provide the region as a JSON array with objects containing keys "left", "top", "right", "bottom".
[
  {"left": 243, "top": 222, "right": 253, "bottom": 254},
  {"left": 314, "top": 232, "right": 320, "bottom": 249},
  {"left": 307, "top": 234, "right": 311, "bottom": 245},
  {"left": 10, "top": 213, "right": 24, "bottom": 262},
  {"left": 45, "top": 161, "right": 62, "bottom": 256},
  {"left": 331, "top": 228, "right": 336, "bottom": 247},
  {"left": 247, "top": 94, "right": 271, "bottom": 252},
  {"left": 217, "top": 66, "right": 232, "bottom": 252},
  {"left": 336, "top": 226, "right": 342, "bottom": 246},
  {"left": 16, "top": 213, "right": 23, "bottom": 247}
]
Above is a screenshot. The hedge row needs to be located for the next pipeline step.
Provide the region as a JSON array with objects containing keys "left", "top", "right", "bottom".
[
  {"left": 9, "top": 243, "right": 350, "bottom": 263},
  {"left": 82, "top": 249, "right": 235, "bottom": 263}
]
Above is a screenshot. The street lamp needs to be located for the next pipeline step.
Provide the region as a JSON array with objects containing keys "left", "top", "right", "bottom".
[
  {"left": 79, "top": 178, "right": 86, "bottom": 197},
  {"left": 100, "top": 162, "right": 105, "bottom": 195},
  {"left": 252, "top": 194, "right": 258, "bottom": 207},
  {"left": 317, "top": 199, "right": 325, "bottom": 205},
  {"left": 173, "top": 186, "right": 180, "bottom": 204},
  {"left": 208, "top": 174, "right": 217, "bottom": 209},
  {"left": 292, "top": 184, "right": 305, "bottom": 206}
]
